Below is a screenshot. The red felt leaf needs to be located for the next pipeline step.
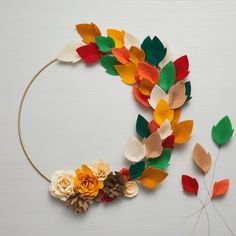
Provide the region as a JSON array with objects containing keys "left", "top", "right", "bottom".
[
  {"left": 182, "top": 175, "right": 199, "bottom": 195},
  {"left": 132, "top": 86, "right": 151, "bottom": 108},
  {"left": 76, "top": 43, "right": 103, "bottom": 64},
  {"left": 174, "top": 55, "right": 190, "bottom": 81},
  {"left": 162, "top": 135, "right": 175, "bottom": 149},
  {"left": 148, "top": 120, "right": 160, "bottom": 133},
  {"left": 212, "top": 179, "right": 229, "bottom": 198}
]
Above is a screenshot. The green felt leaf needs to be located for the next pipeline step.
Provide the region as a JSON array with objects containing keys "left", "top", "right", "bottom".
[
  {"left": 146, "top": 149, "right": 172, "bottom": 170},
  {"left": 136, "top": 114, "right": 150, "bottom": 138},
  {"left": 95, "top": 36, "right": 115, "bottom": 53},
  {"left": 159, "top": 61, "right": 176, "bottom": 92},
  {"left": 129, "top": 161, "right": 145, "bottom": 180},
  {"left": 141, "top": 36, "right": 167, "bottom": 66},
  {"left": 212, "top": 116, "right": 234, "bottom": 146},
  {"left": 185, "top": 81, "right": 192, "bottom": 102},
  {"left": 100, "top": 55, "right": 119, "bottom": 76}
]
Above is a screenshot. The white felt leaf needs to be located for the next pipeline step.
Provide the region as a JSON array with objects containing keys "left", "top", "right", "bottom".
[
  {"left": 148, "top": 85, "right": 169, "bottom": 109},
  {"left": 158, "top": 41, "right": 173, "bottom": 69},
  {"left": 124, "top": 32, "right": 139, "bottom": 49},
  {"left": 124, "top": 136, "right": 146, "bottom": 162},
  {"left": 158, "top": 119, "right": 173, "bottom": 140},
  {"left": 57, "top": 41, "right": 82, "bottom": 63}
]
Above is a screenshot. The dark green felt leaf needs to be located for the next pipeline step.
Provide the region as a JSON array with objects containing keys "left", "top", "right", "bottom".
[
  {"left": 212, "top": 116, "right": 234, "bottom": 146},
  {"left": 100, "top": 56, "right": 119, "bottom": 76},
  {"left": 141, "top": 36, "right": 167, "bottom": 66},
  {"left": 185, "top": 81, "right": 192, "bottom": 102},
  {"left": 159, "top": 61, "right": 176, "bottom": 92},
  {"left": 95, "top": 36, "right": 115, "bottom": 53},
  {"left": 146, "top": 149, "right": 172, "bottom": 170},
  {"left": 129, "top": 161, "right": 145, "bottom": 180},
  {"left": 136, "top": 114, "right": 150, "bottom": 138}
]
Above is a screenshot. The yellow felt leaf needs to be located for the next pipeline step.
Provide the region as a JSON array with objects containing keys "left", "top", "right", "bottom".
[
  {"left": 172, "top": 108, "right": 181, "bottom": 125},
  {"left": 129, "top": 46, "right": 145, "bottom": 64},
  {"left": 153, "top": 99, "right": 174, "bottom": 125},
  {"left": 107, "top": 29, "right": 125, "bottom": 48},
  {"left": 76, "top": 22, "right": 101, "bottom": 44},
  {"left": 139, "top": 167, "right": 168, "bottom": 189},
  {"left": 115, "top": 63, "right": 138, "bottom": 85},
  {"left": 173, "top": 120, "right": 193, "bottom": 144},
  {"left": 139, "top": 77, "right": 156, "bottom": 96}
]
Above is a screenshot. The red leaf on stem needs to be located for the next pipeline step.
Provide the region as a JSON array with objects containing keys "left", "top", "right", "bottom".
[{"left": 182, "top": 175, "right": 199, "bottom": 195}]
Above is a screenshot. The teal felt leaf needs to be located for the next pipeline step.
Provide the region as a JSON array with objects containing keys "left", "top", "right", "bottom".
[
  {"left": 100, "top": 55, "right": 119, "bottom": 76},
  {"left": 159, "top": 61, "right": 176, "bottom": 92},
  {"left": 146, "top": 148, "right": 172, "bottom": 170},
  {"left": 212, "top": 116, "right": 234, "bottom": 146},
  {"left": 185, "top": 81, "right": 192, "bottom": 102},
  {"left": 136, "top": 114, "right": 150, "bottom": 138},
  {"left": 141, "top": 36, "right": 167, "bottom": 66},
  {"left": 95, "top": 36, "right": 115, "bottom": 53},
  {"left": 129, "top": 161, "right": 145, "bottom": 180}
]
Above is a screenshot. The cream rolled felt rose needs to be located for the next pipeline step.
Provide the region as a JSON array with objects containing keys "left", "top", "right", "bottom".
[
  {"left": 49, "top": 170, "right": 75, "bottom": 201},
  {"left": 124, "top": 181, "right": 139, "bottom": 198},
  {"left": 91, "top": 160, "right": 110, "bottom": 181}
]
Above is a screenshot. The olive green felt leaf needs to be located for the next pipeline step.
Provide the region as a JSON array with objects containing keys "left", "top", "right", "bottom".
[
  {"left": 212, "top": 116, "right": 234, "bottom": 146},
  {"left": 100, "top": 56, "right": 119, "bottom": 76},
  {"left": 146, "top": 148, "right": 172, "bottom": 170},
  {"left": 159, "top": 61, "right": 176, "bottom": 92},
  {"left": 141, "top": 36, "right": 167, "bottom": 66},
  {"left": 129, "top": 161, "right": 145, "bottom": 180},
  {"left": 136, "top": 114, "right": 151, "bottom": 138},
  {"left": 185, "top": 81, "right": 192, "bottom": 102},
  {"left": 95, "top": 36, "right": 115, "bottom": 53}
]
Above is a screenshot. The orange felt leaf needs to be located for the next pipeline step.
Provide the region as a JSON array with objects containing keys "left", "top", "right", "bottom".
[
  {"left": 172, "top": 108, "right": 181, "bottom": 125},
  {"left": 129, "top": 46, "right": 145, "bottom": 64},
  {"left": 139, "top": 77, "right": 156, "bottom": 96},
  {"left": 112, "top": 47, "right": 129, "bottom": 64},
  {"left": 76, "top": 22, "right": 101, "bottom": 44},
  {"left": 132, "top": 87, "right": 151, "bottom": 108},
  {"left": 172, "top": 120, "right": 193, "bottom": 144},
  {"left": 137, "top": 61, "right": 159, "bottom": 83},
  {"left": 107, "top": 29, "right": 125, "bottom": 48},
  {"left": 115, "top": 63, "right": 138, "bottom": 85},
  {"left": 139, "top": 167, "right": 168, "bottom": 189},
  {"left": 212, "top": 179, "right": 229, "bottom": 198},
  {"left": 193, "top": 143, "right": 212, "bottom": 174}
]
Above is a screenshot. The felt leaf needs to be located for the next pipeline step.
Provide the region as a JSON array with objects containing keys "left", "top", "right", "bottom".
[
  {"left": 137, "top": 61, "right": 159, "bottom": 83},
  {"left": 139, "top": 77, "right": 156, "bottom": 96},
  {"left": 182, "top": 175, "right": 199, "bottom": 195},
  {"left": 132, "top": 87, "right": 151, "bottom": 108},
  {"left": 185, "top": 81, "right": 192, "bottom": 102},
  {"left": 147, "top": 148, "right": 172, "bottom": 170},
  {"left": 174, "top": 55, "right": 190, "bottom": 81},
  {"left": 136, "top": 114, "right": 150, "bottom": 138},
  {"left": 148, "top": 120, "right": 160, "bottom": 133},
  {"left": 100, "top": 56, "right": 119, "bottom": 76},
  {"left": 57, "top": 41, "right": 82, "bottom": 63},
  {"left": 141, "top": 36, "right": 167, "bottom": 66},
  {"left": 112, "top": 47, "right": 129, "bottom": 64},
  {"left": 212, "top": 116, "right": 234, "bottom": 146},
  {"left": 162, "top": 135, "right": 175, "bottom": 149},
  {"left": 193, "top": 143, "right": 212, "bottom": 174},
  {"left": 168, "top": 81, "right": 186, "bottom": 109},
  {"left": 143, "top": 132, "right": 163, "bottom": 158},
  {"left": 124, "top": 136, "right": 146, "bottom": 162},
  {"left": 76, "top": 43, "right": 103, "bottom": 64},
  {"left": 212, "top": 179, "right": 229, "bottom": 198},
  {"left": 95, "top": 36, "right": 115, "bottom": 53},
  {"left": 158, "top": 120, "right": 173, "bottom": 140},
  {"left": 158, "top": 41, "right": 173, "bottom": 69},
  {"left": 139, "top": 167, "right": 168, "bottom": 189},
  {"left": 124, "top": 32, "right": 139, "bottom": 49},
  {"left": 107, "top": 29, "right": 125, "bottom": 48},
  {"left": 159, "top": 61, "right": 176, "bottom": 92},
  {"left": 129, "top": 46, "right": 145, "bottom": 64},
  {"left": 153, "top": 99, "right": 174, "bottom": 125},
  {"left": 173, "top": 120, "right": 193, "bottom": 144},
  {"left": 76, "top": 22, "right": 101, "bottom": 44},
  {"left": 115, "top": 63, "right": 137, "bottom": 85},
  {"left": 148, "top": 85, "right": 169, "bottom": 109},
  {"left": 129, "top": 161, "right": 145, "bottom": 179},
  {"left": 172, "top": 108, "right": 181, "bottom": 125}
]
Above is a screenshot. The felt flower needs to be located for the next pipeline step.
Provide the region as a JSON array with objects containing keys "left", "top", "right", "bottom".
[
  {"left": 49, "top": 170, "right": 75, "bottom": 201},
  {"left": 124, "top": 181, "right": 139, "bottom": 198},
  {"left": 120, "top": 167, "right": 131, "bottom": 181},
  {"left": 91, "top": 160, "right": 110, "bottom": 181},
  {"left": 74, "top": 165, "right": 104, "bottom": 197}
]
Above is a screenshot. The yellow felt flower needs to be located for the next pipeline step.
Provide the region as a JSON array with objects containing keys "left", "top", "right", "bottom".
[{"left": 74, "top": 165, "right": 104, "bottom": 197}]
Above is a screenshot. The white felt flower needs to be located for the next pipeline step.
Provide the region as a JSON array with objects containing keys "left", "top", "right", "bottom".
[
  {"left": 91, "top": 160, "right": 110, "bottom": 181},
  {"left": 124, "top": 181, "right": 139, "bottom": 198}
]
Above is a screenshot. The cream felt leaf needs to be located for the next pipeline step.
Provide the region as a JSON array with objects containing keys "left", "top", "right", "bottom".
[
  {"left": 158, "top": 120, "right": 173, "bottom": 140},
  {"left": 148, "top": 85, "right": 169, "bottom": 109},
  {"left": 168, "top": 81, "right": 186, "bottom": 109},
  {"left": 124, "top": 136, "right": 147, "bottom": 162},
  {"left": 124, "top": 32, "right": 139, "bottom": 49},
  {"left": 57, "top": 42, "right": 82, "bottom": 63}
]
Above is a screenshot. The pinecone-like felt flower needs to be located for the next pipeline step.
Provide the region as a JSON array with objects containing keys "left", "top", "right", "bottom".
[
  {"left": 102, "top": 172, "right": 126, "bottom": 200},
  {"left": 66, "top": 192, "right": 94, "bottom": 213}
]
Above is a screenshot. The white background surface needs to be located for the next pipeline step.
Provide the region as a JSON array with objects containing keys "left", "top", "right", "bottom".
[{"left": 1, "top": 0, "right": 236, "bottom": 235}]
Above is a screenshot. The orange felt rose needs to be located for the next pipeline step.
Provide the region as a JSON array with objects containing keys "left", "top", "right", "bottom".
[{"left": 74, "top": 165, "right": 104, "bottom": 197}]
